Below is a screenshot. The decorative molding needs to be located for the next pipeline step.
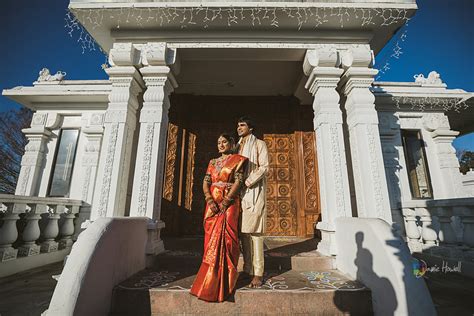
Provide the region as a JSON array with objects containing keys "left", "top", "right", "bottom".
[
  {"left": 391, "top": 96, "right": 469, "bottom": 112},
  {"left": 32, "top": 113, "right": 47, "bottom": 126},
  {"left": 367, "top": 124, "right": 385, "bottom": 219},
  {"left": 81, "top": 166, "right": 92, "bottom": 201},
  {"left": 329, "top": 126, "right": 345, "bottom": 217},
  {"left": 184, "top": 132, "right": 196, "bottom": 211},
  {"left": 351, "top": 133, "right": 365, "bottom": 216},
  {"left": 19, "top": 167, "right": 31, "bottom": 196},
  {"left": 162, "top": 123, "right": 178, "bottom": 201},
  {"left": 302, "top": 132, "right": 319, "bottom": 211},
  {"left": 422, "top": 113, "right": 449, "bottom": 132},
  {"left": 90, "top": 113, "right": 105, "bottom": 126},
  {"left": 97, "top": 123, "right": 119, "bottom": 217},
  {"left": 138, "top": 124, "right": 155, "bottom": 216}
]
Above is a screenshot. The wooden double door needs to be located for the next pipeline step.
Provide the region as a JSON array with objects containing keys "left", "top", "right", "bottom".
[{"left": 160, "top": 95, "right": 320, "bottom": 237}]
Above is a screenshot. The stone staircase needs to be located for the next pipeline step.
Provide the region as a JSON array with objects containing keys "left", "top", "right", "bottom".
[{"left": 110, "top": 237, "right": 373, "bottom": 315}]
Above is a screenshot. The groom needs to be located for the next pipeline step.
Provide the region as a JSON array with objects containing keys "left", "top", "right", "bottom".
[{"left": 236, "top": 116, "right": 269, "bottom": 288}]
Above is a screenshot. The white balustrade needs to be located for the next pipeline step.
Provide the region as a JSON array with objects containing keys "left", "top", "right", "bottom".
[
  {"left": 0, "top": 194, "right": 85, "bottom": 262},
  {"left": 401, "top": 198, "right": 474, "bottom": 261}
]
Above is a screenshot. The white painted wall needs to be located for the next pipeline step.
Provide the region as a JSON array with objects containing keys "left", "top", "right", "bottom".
[
  {"left": 335, "top": 217, "right": 436, "bottom": 316},
  {"left": 44, "top": 217, "right": 148, "bottom": 316}
]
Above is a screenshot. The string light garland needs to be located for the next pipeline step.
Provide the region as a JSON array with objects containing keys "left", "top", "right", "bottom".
[
  {"left": 65, "top": 6, "right": 410, "bottom": 54},
  {"left": 376, "top": 21, "right": 410, "bottom": 80},
  {"left": 392, "top": 96, "right": 469, "bottom": 113}
]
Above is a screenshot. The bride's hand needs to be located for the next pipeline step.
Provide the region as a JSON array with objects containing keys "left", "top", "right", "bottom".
[{"left": 207, "top": 200, "right": 219, "bottom": 214}]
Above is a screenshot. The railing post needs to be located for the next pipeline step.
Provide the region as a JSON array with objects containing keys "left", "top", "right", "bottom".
[
  {"left": 430, "top": 206, "right": 463, "bottom": 259},
  {"left": 18, "top": 204, "right": 46, "bottom": 257},
  {"left": 40, "top": 205, "right": 60, "bottom": 253},
  {"left": 402, "top": 207, "right": 422, "bottom": 252},
  {"left": 416, "top": 207, "right": 438, "bottom": 250},
  {"left": 0, "top": 203, "right": 20, "bottom": 261},
  {"left": 436, "top": 206, "right": 457, "bottom": 245},
  {"left": 59, "top": 207, "right": 76, "bottom": 250},
  {"left": 457, "top": 206, "right": 474, "bottom": 261}
]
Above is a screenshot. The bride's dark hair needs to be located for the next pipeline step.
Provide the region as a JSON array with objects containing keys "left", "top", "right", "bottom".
[{"left": 218, "top": 133, "right": 236, "bottom": 153}]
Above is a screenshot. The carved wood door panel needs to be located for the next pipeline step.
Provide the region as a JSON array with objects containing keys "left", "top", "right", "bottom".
[
  {"left": 264, "top": 132, "right": 321, "bottom": 237},
  {"left": 264, "top": 134, "right": 298, "bottom": 236}
]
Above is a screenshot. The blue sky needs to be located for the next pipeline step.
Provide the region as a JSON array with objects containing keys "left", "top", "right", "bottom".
[{"left": 0, "top": 0, "right": 472, "bottom": 151}]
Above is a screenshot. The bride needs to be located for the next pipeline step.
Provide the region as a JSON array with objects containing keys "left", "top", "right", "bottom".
[{"left": 190, "top": 133, "right": 248, "bottom": 302}]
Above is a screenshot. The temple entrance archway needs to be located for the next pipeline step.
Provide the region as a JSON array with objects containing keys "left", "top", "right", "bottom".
[{"left": 160, "top": 95, "right": 320, "bottom": 237}]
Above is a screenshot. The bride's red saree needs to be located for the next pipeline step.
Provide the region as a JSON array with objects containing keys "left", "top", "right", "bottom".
[{"left": 190, "top": 154, "right": 247, "bottom": 302}]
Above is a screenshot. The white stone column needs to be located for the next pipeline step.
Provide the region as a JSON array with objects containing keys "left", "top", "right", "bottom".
[
  {"left": 303, "top": 49, "right": 352, "bottom": 256},
  {"left": 378, "top": 112, "right": 405, "bottom": 235},
  {"left": 429, "top": 128, "right": 463, "bottom": 198},
  {"left": 80, "top": 113, "right": 104, "bottom": 204},
  {"left": 91, "top": 43, "right": 145, "bottom": 220},
  {"left": 130, "top": 43, "right": 178, "bottom": 255},
  {"left": 15, "top": 112, "right": 52, "bottom": 196},
  {"left": 339, "top": 47, "right": 392, "bottom": 223}
]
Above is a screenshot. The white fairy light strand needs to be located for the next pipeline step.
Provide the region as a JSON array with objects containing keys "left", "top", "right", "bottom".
[
  {"left": 65, "top": 6, "right": 410, "bottom": 46},
  {"left": 376, "top": 21, "right": 410, "bottom": 80},
  {"left": 65, "top": 6, "right": 410, "bottom": 71},
  {"left": 392, "top": 96, "right": 469, "bottom": 113}
]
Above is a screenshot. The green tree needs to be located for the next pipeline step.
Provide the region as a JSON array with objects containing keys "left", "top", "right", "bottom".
[
  {"left": 458, "top": 150, "right": 474, "bottom": 175},
  {"left": 0, "top": 107, "right": 32, "bottom": 193}
]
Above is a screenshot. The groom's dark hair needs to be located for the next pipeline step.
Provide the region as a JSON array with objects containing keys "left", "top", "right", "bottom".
[{"left": 237, "top": 116, "right": 255, "bottom": 130}]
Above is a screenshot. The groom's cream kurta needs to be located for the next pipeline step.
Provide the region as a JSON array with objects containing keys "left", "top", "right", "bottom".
[{"left": 239, "top": 136, "right": 269, "bottom": 234}]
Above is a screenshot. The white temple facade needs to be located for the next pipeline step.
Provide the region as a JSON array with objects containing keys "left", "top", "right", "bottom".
[{"left": 1, "top": 0, "right": 474, "bottom": 314}]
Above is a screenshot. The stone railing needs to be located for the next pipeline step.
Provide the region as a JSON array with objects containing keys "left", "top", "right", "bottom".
[
  {"left": 461, "top": 170, "right": 474, "bottom": 197},
  {"left": 401, "top": 198, "right": 474, "bottom": 261},
  {"left": 0, "top": 194, "right": 89, "bottom": 268}
]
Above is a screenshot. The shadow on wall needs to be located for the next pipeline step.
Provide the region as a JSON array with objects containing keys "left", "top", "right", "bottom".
[{"left": 335, "top": 217, "right": 436, "bottom": 316}]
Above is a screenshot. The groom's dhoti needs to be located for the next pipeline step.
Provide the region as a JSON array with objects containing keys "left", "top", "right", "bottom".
[{"left": 240, "top": 233, "right": 264, "bottom": 277}]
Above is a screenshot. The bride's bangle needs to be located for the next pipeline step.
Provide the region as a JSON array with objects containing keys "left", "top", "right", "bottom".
[{"left": 222, "top": 196, "right": 234, "bottom": 207}]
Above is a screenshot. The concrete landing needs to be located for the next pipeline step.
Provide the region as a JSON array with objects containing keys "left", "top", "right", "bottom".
[
  {"left": 111, "top": 237, "right": 370, "bottom": 315},
  {"left": 112, "top": 268, "right": 372, "bottom": 315}
]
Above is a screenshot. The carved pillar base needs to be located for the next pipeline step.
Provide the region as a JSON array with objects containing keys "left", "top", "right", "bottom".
[
  {"left": 0, "top": 247, "right": 18, "bottom": 262},
  {"left": 316, "top": 222, "right": 337, "bottom": 256},
  {"left": 18, "top": 243, "right": 41, "bottom": 257},
  {"left": 146, "top": 219, "right": 166, "bottom": 264},
  {"left": 41, "top": 241, "right": 59, "bottom": 253},
  {"left": 59, "top": 239, "right": 74, "bottom": 250},
  {"left": 407, "top": 240, "right": 423, "bottom": 253}
]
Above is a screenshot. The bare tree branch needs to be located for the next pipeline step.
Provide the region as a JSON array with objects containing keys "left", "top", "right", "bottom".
[{"left": 0, "top": 107, "right": 32, "bottom": 193}]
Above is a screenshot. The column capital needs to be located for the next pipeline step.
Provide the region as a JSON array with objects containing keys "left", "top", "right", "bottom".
[
  {"left": 340, "top": 68, "right": 378, "bottom": 95},
  {"left": 303, "top": 48, "right": 340, "bottom": 75},
  {"left": 105, "top": 66, "right": 145, "bottom": 91},
  {"left": 340, "top": 46, "right": 374, "bottom": 69},
  {"left": 141, "top": 42, "right": 178, "bottom": 68},
  {"left": 109, "top": 43, "right": 142, "bottom": 67}
]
